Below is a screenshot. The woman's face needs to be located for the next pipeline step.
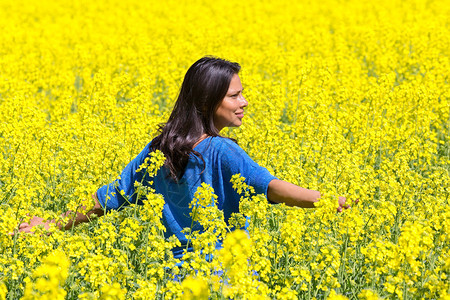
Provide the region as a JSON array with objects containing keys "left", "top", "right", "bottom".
[{"left": 213, "top": 74, "right": 248, "bottom": 132}]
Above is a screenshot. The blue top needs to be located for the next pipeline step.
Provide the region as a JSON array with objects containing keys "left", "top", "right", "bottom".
[{"left": 96, "top": 136, "right": 277, "bottom": 258}]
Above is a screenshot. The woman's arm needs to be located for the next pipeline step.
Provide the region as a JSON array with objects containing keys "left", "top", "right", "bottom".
[
  {"left": 17, "top": 193, "right": 104, "bottom": 233},
  {"left": 267, "top": 179, "right": 349, "bottom": 211},
  {"left": 17, "top": 142, "right": 155, "bottom": 235}
]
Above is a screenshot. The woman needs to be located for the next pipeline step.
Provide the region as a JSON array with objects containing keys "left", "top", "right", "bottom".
[{"left": 18, "top": 56, "right": 349, "bottom": 258}]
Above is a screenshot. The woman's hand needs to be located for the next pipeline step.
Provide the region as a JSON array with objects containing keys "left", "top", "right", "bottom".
[
  {"left": 12, "top": 192, "right": 104, "bottom": 235},
  {"left": 17, "top": 216, "right": 53, "bottom": 234},
  {"left": 337, "top": 196, "right": 350, "bottom": 212},
  {"left": 337, "top": 197, "right": 359, "bottom": 212}
]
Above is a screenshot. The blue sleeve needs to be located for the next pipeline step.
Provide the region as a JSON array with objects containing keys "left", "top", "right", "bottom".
[
  {"left": 96, "top": 141, "right": 152, "bottom": 211},
  {"left": 218, "top": 138, "right": 277, "bottom": 197}
]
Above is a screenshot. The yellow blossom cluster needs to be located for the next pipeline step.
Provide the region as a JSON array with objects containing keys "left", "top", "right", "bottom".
[
  {"left": 22, "top": 250, "right": 70, "bottom": 300},
  {"left": 0, "top": 0, "right": 449, "bottom": 298}
]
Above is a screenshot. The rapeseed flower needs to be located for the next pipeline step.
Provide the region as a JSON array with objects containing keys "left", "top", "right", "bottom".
[{"left": 0, "top": 0, "right": 449, "bottom": 298}]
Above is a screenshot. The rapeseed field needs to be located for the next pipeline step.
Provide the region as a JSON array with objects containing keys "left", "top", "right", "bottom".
[{"left": 0, "top": 0, "right": 449, "bottom": 298}]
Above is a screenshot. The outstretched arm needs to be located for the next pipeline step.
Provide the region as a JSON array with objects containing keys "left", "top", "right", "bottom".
[
  {"left": 17, "top": 193, "right": 104, "bottom": 234},
  {"left": 267, "top": 179, "right": 349, "bottom": 212}
]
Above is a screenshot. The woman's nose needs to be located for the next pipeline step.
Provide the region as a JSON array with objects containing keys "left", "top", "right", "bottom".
[{"left": 240, "top": 95, "right": 248, "bottom": 107}]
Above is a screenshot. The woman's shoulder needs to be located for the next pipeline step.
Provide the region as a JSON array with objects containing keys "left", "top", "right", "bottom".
[
  {"left": 207, "top": 136, "right": 260, "bottom": 172},
  {"left": 206, "top": 136, "right": 251, "bottom": 161},
  {"left": 208, "top": 136, "right": 239, "bottom": 149},
  {"left": 195, "top": 136, "right": 246, "bottom": 161}
]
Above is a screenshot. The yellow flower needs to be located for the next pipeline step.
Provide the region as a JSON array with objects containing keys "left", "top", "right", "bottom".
[
  {"left": 22, "top": 250, "right": 70, "bottom": 300},
  {"left": 181, "top": 276, "right": 209, "bottom": 300},
  {"left": 0, "top": 282, "right": 7, "bottom": 300},
  {"left": 327, "top": 289, "right": 349, "bottom": 299},
  {"left": 358, "top": 289, "right": 382, "bottom": 300},
  {"left": 99, "top": 282, "right": 126, "bottom": 300},
  {"left": 1, "top": 0, "right": 449, "bottom": 298}
]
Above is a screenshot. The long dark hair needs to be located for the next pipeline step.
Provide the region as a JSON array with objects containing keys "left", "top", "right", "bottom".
[{"left": 151, "top": 56, "right": 241, "bottom": 181}]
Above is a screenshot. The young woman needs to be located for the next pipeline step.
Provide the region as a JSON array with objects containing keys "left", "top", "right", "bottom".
[{"left": 18, "top": 56, "right": 350, "bottom": 258}]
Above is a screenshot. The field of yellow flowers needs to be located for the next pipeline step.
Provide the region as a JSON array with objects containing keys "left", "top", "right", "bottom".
[{"left": 0, "top": 0, "right": 449, "bottom": 298}]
